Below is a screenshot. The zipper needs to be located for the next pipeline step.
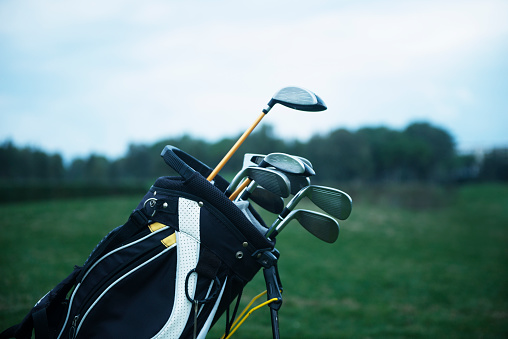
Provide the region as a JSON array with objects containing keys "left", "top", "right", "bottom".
[{"left": 69, "top": 315, "right": 79, "bottom": 339}]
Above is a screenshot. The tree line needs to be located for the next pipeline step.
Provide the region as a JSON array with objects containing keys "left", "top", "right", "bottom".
[{"left": 1, "top": 122, "right": 507, "bottom": 187}]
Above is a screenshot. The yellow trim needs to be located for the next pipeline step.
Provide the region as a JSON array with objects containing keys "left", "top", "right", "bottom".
[
  {"left": 161, "top": 233, "right": 176, "bottom": 248},
  {"left": 149, "top": 222, "right": 166, "bottom": 232}
]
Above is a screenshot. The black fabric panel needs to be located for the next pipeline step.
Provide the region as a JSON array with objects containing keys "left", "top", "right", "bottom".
[
  {"left": 76, "top": 247, "right": 178, "bottom": 339},
  {"left": 199, "top": 207, "right": 261, "bottom": 282},
  {"left": 59, "top": 229, "right": 172, "bottom": 339}
]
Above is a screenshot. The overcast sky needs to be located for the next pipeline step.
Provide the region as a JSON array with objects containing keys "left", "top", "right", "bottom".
[{"left": 1, "top": 0, "right": 507, "bottom": 161}]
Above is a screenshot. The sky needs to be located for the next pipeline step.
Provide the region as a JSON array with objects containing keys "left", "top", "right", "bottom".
[{"left": 1, "top": 0, "right": 507, "bottom": 161}]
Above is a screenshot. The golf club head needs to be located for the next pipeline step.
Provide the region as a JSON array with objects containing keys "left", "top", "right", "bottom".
[
  {"left": 243, "top": 153, "right": 265, "bottom": 169},
  {"left": 296, "top": 156, "right": 313, "bottom": 169},
  {"left": 284, "top": 173, "right": 311, "bottom": 195},
  {"left": 288, "top": 185, "right": 353, "bottom": 220},
  {"left": 207, "top": 86, "right": 325, "bottom": 182},
  {"left": 244, "top": 153, "right": 315, "bottom": 176},
  {"left": 248, "top": 187, "right": 285, "bottom": 214},
  {"left": 250, "top": 167, "right": 292, "bottom": 198},
  {"left": 294, "top": 155, "right": 315, "bottom": 176},
  {"left": 263, "top": 87, "right": 327, "bottom": 113},
  {"left": 275, "top": 209, "right": 339, "bottom": 243},
  {"left": 261, "top": 153, "right": 307, "bottom": 174},
  {"left": 301, "top": 161, "right": 315, "bottom": 176}
]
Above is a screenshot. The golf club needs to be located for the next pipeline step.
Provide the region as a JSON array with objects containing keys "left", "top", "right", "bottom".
[
  {"left": 226, "top": 167, "right": 291, "bottom": 200},
  {"left": 207, "top": 87, "right": 326, "bottom": 182},
  {"left": 248, "top": 187, "right": 285, "bottom": 214},
  {"left": 296, "top": 156, "right": 314, "bottom": 170},
  {"left": 267, "top": 209, "right": 339, "bottom": 243},
  {"left": 265, "top": 185, "right": 352, "bottom": 238},
  {"left": 245, "top": 153, "right": 315, "bottom": 177},
  {"left": 239, "top": 171, "right": 310, "bottom": 202},
  {"left": 230, "top": 153, "right": 307, "bottom": 200},
  {"left": 279, "top": 173, "right": 311, "bottom": 195}
]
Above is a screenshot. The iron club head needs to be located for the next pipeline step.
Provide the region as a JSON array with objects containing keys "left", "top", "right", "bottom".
[
  {"left": 286, "top": 185, "right": 353, "bottom": 221},
  {"left": 226, "top": 166, "right": 291, "bottom": 199},
  {"left": 271, "top": 209, "right": 339, "bottom": 243}
]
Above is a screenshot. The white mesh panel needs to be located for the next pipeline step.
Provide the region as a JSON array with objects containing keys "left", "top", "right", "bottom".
[{"left": 152, "top": 198, "right": 201, "bottom": 339}]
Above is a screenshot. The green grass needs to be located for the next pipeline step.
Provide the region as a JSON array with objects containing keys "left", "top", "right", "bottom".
[{"left": 1, "top": 184, "right": 507, "bottom": 338}]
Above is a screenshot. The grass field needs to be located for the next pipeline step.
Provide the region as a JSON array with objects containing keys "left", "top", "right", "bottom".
[{"left": 0, "top": 184, "right": 507, "bottom": 338}]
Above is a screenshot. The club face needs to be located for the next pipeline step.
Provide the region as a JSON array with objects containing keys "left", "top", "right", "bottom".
[
  {"left": 287, "top": 185, "right": 352, "bottom": 220},
  {"left": 249, "top": 167, "right": 291, "bottom": 198},
  {"left": 308, "top": 186, "right": 353, "bottom": 220},
  {"left": 278, "top": 209, "right": 339, "bottom": 243},
  {"left": 269, "top": 87, "right": 327, "bottom": 112},
  {"left": 249, "top": 187, "right": 285, "bottom": 214}
]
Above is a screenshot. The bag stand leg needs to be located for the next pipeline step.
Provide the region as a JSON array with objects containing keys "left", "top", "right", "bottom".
[{"left": 255, "top": 249, "right": 283, "bottom": 339}]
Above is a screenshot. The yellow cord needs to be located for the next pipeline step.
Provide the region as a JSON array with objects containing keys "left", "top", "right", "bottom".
[
  {"left": 224, "top": 297, "right": 279, "bottom": 339},
  {"left": 221, "top": 290, "right": 283, "bottom": 339},
  {"left": 228, "top": 290, "right": 267, "bottom": 333},
  {"left": 221, "top": 291, "right": 267, "bottom": 339}
]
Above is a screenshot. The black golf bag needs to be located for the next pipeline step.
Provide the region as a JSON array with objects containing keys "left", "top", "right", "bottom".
[{"left": 1, "top": 145, "right": 281, "bottom": 339}]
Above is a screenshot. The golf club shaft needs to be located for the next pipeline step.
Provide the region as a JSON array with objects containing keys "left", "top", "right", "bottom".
[
  {"left": 207, "top": 112, "right": 266, "bottom": 182},
  {"left": 265, "top": 218, "right": 281, "bottom": 238},
  {"left": 229, "top": 178, "right": 252, "bottom": 200}
]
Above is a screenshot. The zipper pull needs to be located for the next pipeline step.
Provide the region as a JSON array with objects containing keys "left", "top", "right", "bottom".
[{"left": 69, "top": 315, "right": 79, "bottom": 339}]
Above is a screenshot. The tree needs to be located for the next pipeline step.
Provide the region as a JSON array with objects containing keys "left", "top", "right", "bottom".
[
  {"left": 357, "top": 127, "right": 410, "bottom": 181},
  {"left": 306, "top": 129, "right": 372, "bottom": 182},
  {"left": 480, "top": 148, "right": 508, "bottom": 181},
  {"left": 0, "top": 141, "right": 64, "bottom": 181},
  {"left": 403, "top": 122, "right": 455, "bottom": 181},
  {"left": 124, "top": 144, "right": 155, "bottom": 180}
]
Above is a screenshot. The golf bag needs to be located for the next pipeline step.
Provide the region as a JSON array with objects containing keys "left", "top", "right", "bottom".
[{"left": 1, "top": 145, "right": 279, "bottom": 339}]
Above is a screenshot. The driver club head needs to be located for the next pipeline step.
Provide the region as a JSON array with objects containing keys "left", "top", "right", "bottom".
[{"left": 263, "top": 87, "right": 327, "bottom": 113}]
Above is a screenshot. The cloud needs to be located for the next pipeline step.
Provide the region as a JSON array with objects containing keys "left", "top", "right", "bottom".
[{"left": 1, "top": 0, "right": 507, "bottom": 159}]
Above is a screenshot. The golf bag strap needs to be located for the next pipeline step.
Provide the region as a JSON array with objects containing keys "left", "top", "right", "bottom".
[
  {"left": 160, "top": 145, "right": 235, "bottom": 192},
  {"left": 161, "top": 145, "right": 213, "bottom": 180},
  {"left": 195, "top": 248, "right": 221, "bottom": 281},
  {"left": 185, "top": 248, "right": 223, "bottom": 305}
]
